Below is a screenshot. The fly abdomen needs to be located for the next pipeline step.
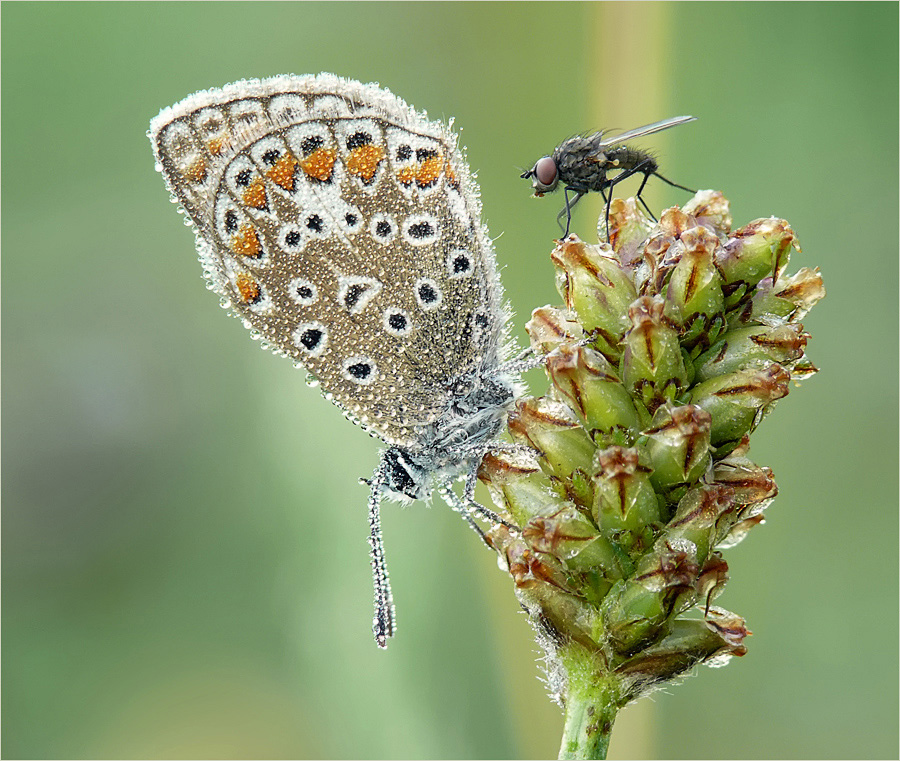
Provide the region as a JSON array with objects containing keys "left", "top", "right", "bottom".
[{"left": 604, "top": 146, "right": 658, "bottom": 181}]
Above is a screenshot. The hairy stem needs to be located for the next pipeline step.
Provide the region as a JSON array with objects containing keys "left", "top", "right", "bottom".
[{"left": 558, "top": 644, "right": 620, "bottom": 760}]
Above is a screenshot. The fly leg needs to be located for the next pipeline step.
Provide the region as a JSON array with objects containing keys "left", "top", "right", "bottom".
[
  {"left": 633, "top": 164, "right": 659, "bottom": 221},
  {"left": 558, "top": 187, "right": 585, "bottom": 237},
  {"left": 600, "top": 185, "right": 614, "bottom": 241},
  {"left": 609, "top": 160, "right": 695, "bottom": 224},
  {"left": 652, "top": 172, "right": 696, "bottom": 194},
  {"left": 605, "top": 159, "right": 661, "bottom": 221},
  {"left": 636, "top": 167, "right": 697, "bottom": 220}
]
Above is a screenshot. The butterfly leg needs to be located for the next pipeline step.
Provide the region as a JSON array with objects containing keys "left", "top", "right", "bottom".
[
  {"left": 487, "top": 440, "right": 540, "bottom": 459},
  {"left": 511, "top": 345, "right": 536, "bottom": 362},
  {"left": 438, "top": 482, "right": 487, "bottom": 541},
  {"left": 461, "top": 462, "right": 519, "bottom": 531},
  {"left": 498, "top": 349, "right": 547, "bottom": 377},
  {"left": 365, "top": 462, "right": 396, "bottom": 648}
]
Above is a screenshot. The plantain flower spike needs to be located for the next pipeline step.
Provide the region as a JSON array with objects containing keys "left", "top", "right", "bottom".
[{"left": 480, "top": 191, "right": 824, "bottom": 759}]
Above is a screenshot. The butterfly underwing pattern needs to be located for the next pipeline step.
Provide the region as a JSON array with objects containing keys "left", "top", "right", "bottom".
[{"left": 149, "top": 73, "right": 529, "bottom": 647}]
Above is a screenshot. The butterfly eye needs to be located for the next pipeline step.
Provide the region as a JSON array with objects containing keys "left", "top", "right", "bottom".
[{"left": 533, "top": 156, "right": 558, "bottom": 189}]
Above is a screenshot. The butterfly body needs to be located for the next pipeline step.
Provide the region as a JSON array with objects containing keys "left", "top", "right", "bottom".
[
  {"left": 380, "top": 364, "right": 517, "bottom": 501},
  {"left": 150, "top": 74, "right": 523, "bottom": 647}
]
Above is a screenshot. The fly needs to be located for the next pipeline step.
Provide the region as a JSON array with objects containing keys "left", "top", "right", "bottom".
[{"left": 522, "top": 115, "right": 696, "bottom": 238}]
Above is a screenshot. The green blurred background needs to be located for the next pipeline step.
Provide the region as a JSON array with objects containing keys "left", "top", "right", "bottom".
[{"left": 3, "top": 2, "right": 897, "bottom": 759}]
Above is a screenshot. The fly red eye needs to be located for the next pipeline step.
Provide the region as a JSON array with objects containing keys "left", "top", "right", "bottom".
[{"left": 535, "top": 156, "right": 557, "bottom": 186}]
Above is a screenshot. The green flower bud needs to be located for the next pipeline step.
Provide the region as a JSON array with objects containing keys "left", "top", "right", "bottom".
[
  {"left": 522, "top": 507, "right": 628, "bottom": 583},
  {"left": 614, "top": 612, "right": 748, "bottom": 702},
  {"left": 641, "top": 208, "right": 695, "bottom": 289},
  {"left": 719, "top": 514, "right": 766, "bottom": 549},
  {"left": 526, "top": 306, "right": 585, "bottom": 354},
  {"left": 516, "top": 577, "right": 603, "bottom": 651},
  {"left": 621, "top": 296, "right": 690, "bottom": 412},
  {"left": 546, "top": 344, "right": 646, "bottom": 440},
  {"left": 682, "top": 190, "right": 733, "bottom": 237},
  {"left": 696, "top": 552, "right": 729, "bottom": 608},
  {"left": 664, "top": 225, "right": 726, "bottom": 351},
  {"left": 690, "top": 364, "right": 791, "bottom": 451},
  {"left": 602, "top": 539, "right": 699, "bottom": 653},
  {"left": 644, "top": 404, "right": 712, "bottom": 503},
  {"left": 479, "top": 450, "right": 568, "bottom": 526},
  {"left": 591, "top": 447, "right": 661, "bottom": 554},
  {"left": 732, "top": 266, "right": 826, "bottom": 327},
  {"left": 605, "top": 197, "right": 653, "bottom": 265},
  {"left": 693, "top": 324, "right": 808, "bottom": 383},
  {"left": 651, "top": 206, "right": 695, "bottom": 245},
  {"left": 712, "top": 450, "right": 778, "bottom": 507},
  {"left": 490, "top": 526, "right": 604, "bottom": 649},
  {"left": 716, "top": 218, "right": 798, "bottom": 308},
  {"left": 550, "top": 237, "right": 637, "bottom": 359},
  {"left": 509, "top": 397, "right": 596, "bottom": 486},
  {"left": 711, "top": 450, "right": 777, "bottom": 547},
  {"left": 665, "top": 485, "right": 736, "bottom": 566},
  {"left": 703, "top": 606, "right": 752, "bottom": 655}
]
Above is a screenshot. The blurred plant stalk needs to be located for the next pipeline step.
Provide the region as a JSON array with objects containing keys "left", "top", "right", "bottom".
[{"left": 481, "top": 192, "right": 824, "bottom": 759}]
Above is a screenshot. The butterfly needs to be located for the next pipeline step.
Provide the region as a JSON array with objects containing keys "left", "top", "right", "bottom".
[{"left": 149, "top": 74, "right": 532, "bottom": 647}]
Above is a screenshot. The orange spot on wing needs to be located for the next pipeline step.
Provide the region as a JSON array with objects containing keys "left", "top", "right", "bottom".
[
  {"left": 232, "top": 224, "right": 262, "bottom": 258},
  {"left": 346, "top": 144, "right": 385, "bottom": 182},
  {"left": 266, "top": 153, "right": 299, "bottom": 190},
  {"left": 183, "top": 156, "right": 207, "bottom": 183},
  {"left": 416, "top": 155, "right": 443, "bottom": 187},
  {"left": 207, "top": 137, "right": 225, "bottom": 156},
  {"left": 235, "top": 272, "right": 261, "bottom": 304},
  {"left": 300, "top": 147, "right": 336, "bottom": 181},
  {"left": 397, "top": 165, "right": 416, "bottom": 186},
  {"left": 242, "top": 178, "right": 267, "bottom": 209}
]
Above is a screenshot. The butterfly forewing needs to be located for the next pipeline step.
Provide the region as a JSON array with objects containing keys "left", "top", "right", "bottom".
[{"left": 151, "top": 75, "right": 502, "bottom": 450}]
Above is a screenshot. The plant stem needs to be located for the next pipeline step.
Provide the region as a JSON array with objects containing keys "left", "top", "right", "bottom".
[{"left": 558, "top": 644, "right": 620, "bottom": 760}]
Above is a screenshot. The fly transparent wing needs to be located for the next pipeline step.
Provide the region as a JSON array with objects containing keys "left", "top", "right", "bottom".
[{"left": 596, "top": 116, "right": 696, "bottom": 150}]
